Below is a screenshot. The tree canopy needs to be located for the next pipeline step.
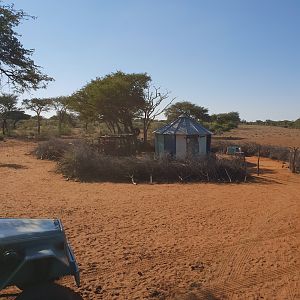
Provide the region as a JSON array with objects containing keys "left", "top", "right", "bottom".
[
  {"left": 50, "top": 96, "right": 70, "bottom": 133},
  {"left": 70, "top": 71, "right": 151, "bottom": 134},
  {"left": 165, "top": 101, "right": 210, "bottom": 122},
  {"left": 0, "top": 93, "right": 29, "bottom": 134},
  {"left": 294, "top": 118, "right": 300, "bottom": 129},
  {"left": 22, "top": 98, "right": 51, "bottom": 134},
  {"left": 0, "top": 2, "right": 53, "bottom": 91},
  {"left": 0, "top": 93, "right": 18, "bottom": 112},
  {"left": 210, "top": 112, "right": 240, "bottom": 125}
]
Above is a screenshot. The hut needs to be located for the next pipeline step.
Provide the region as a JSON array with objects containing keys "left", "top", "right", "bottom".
[{"left": 154, "top": 114, "right": 212, "bottom": 159}]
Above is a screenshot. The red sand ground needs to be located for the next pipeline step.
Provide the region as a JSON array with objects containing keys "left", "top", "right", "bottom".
[{"left": 0, "top": 140, "right": 299, "bottom": 299}]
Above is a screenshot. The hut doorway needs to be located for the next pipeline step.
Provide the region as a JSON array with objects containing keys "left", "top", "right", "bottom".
[
  {"left": 186, "top": 135, "right": 199, "bottom": 156},
  {"left": 164, "top": 135, "right": 176, "bottom": 157}
]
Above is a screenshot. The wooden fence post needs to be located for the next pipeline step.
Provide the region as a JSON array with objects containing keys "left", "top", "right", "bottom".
[
  {"left": 244, "top": 154, "right": 247, "bottom": 182},
  {"left": 290, "top": 147, "right": 299, "bottom": 173},
  {"left": 257, "top": 145, "right": 261, "bottom": 176}
]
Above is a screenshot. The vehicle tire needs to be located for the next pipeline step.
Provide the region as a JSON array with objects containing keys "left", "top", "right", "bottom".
[
  {"left": 16, "top": 279, "right": 55, "bottom": 291},
  {"left": 15, "top": 283, "right": 82, "bottom": 300},
  {"left": 16, "top": 259, "right": 53, "bottom": 290}
]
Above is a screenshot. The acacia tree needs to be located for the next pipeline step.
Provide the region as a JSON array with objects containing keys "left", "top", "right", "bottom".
[
  {"left": 0, "top": 93, "right": 17, "bottom": 134},
  {"left": 140, "top": 87, "right": 175, "bottom": 145},
  {"left": 50, "top": 96, "right": 70, "bottom": 134},
  {"left": 69, "top": 90, "right": 97, "bottom": 131},
  {"left": 0, "top": 93, "right": 29, "bottom": 134},
  {"left": 165, "top": 101, "right": 210, "bottom": 122},
  {"left": 22, "top": 98, "right": 51, "bottom": 135},
  {"left": 70, "top": 71, "right": 150, "bottom": 134},
  {"left": 0, "top": 3, "right": 53, "bottom": 91},
  {"left": 93, "top": 71, "right": 150, "bottom": 133},
  {"left": 211, "top": 112, "right": 240, "bottom": 126}
]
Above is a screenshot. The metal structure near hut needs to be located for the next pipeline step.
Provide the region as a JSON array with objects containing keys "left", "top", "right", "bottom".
[{"left": 154, "top": 114, "right": 212, "bottom": 159}]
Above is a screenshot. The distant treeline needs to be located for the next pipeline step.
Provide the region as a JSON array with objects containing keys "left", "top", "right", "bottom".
[
  {"left": 1, "top": 71, "right": 242, "bottom": 141},
  {"left": 244, "top": 119, "right": 300, "bottom": 129}
]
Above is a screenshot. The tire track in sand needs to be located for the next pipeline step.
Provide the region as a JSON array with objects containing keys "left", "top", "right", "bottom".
[
  {"left": 213, "top": 204, "right": 298, "bottom": 295},
  {"left": 211, "top": 263, "right": 300, "bottom": 297}
]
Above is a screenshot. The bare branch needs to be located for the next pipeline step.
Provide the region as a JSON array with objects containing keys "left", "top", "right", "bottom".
[
  {"left": 140, "top": 85, "right": 176, "bottom": 144},
  {"left": 152, "top": 96, "right": 176, "bottom": 119}
]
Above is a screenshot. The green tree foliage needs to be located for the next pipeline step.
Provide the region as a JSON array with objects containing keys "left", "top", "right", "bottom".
[
  {"left": 210, "top": 112, "right": 240, "bottom": 125},
  {"left": 50, "top": 96, "right": 70, "bottom": 134},
  {"left": 209, "top": 112, "right": 240, "bottom": 132},
  {"left": 70, "top": 71, "right": 150, "bottom": 134},
  {"left": 246, "top": 119, "right": 299, "bottom": 128},
  {"left": 68, "top": 89, "right": 96, "bottom": 131},
  {"left": 0, "top": 93, "right": 17, "bottom": 134},
  {"left": 164, "top": 101, "right": 210, "bottom": 122},
  {"left": 0, "top": 2, "right": 53, "bottom": 91},
  {"left": 0, "top": 93, "right": 29, "bottom": 134},
  {"left": 294, "top": 118, "right": 300, "bottom": 129},
  {"left": 0, "top": 93, "right": 17, "bottom": 112},
  {"left": 22, "top": 98, "right": 51, "bottom": 135}
]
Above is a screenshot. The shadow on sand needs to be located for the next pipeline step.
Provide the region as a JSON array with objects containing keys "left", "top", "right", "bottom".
[
  {"left": 0, "top": 163, "right": 28, "bottom": 170},
  {"left": 244, "top": 161, "right": 285, "bottom": 185},
  {"left": 0, "top": 283, "right": 83, "bottom": 300},
  {"left": 250, "top": 176, "right": 283, "bottom": 185},
  {"left": 172, "top": 287, "right": 222, "bottom": 300},
  {"left": 213, "top": 136, "right": 245, "bottom": 141}
]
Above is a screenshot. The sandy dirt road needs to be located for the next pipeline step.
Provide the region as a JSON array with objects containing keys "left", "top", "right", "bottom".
[{"left": 0, "top": 140, "right": 299, "bottom": 299}]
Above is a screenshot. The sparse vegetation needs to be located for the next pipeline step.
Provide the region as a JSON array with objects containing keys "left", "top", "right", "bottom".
[
  {"left": 33, "top": 138, "right": 71, "bottom": 160},
  {"left": 212, "top": 141, "right": 290, "bottom": 160},
  {"left": 212, "top": 141, "right": 300, "bottom": 173},
  {"left": 56, "top": 141, "right": 246, "bottom": 183},
  {"left": 247, "top": 118, "right": 300, "bottom": 129}
]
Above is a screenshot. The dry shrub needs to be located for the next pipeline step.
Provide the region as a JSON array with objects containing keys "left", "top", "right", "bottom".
[
  {"left": 33, "top": 138, "right": 71, "bottom": 160},
  {"left": 58, "top": 143, "right": 246, "bottom": 183},
  {"left": 296, "top": 154, "right": 300, "bottom": 172},
  {"left": 212, "top": 141, "right": 291, "bottom": 161},
  {"left": 291, "top": 149, "right": 300, "bottom": 173}
]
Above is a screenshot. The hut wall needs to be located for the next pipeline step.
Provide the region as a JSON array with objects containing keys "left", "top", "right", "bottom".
[
  {"left": 206, "top": 135, "right": 211, "bottom": 153},
  {"left": 155, "top": 134, "right": 164, "bottom": 157},
  {"left": 176, "top": 135, "right": 186, "bottom": 158},
  {"left": 199, "top": 135, "right": 207, "bottom": 154}
]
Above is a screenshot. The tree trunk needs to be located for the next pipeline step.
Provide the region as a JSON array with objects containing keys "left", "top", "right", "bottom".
[
  {"left": 128, "top": 120, "right": 134, "bottom": 134},
  {"left": 58, "top": 115, "right": 62, "bottom": 135},
  {"left": 105, "top": 121, "right": 114, "bottom": 134},
  {"left": 291, "top": 148, "right": 298, "bottom": 173},
  {"left": 143, "top": 118, "right": 148, "bottom": 145},
  {"left": 257, "top": 146, "right": 260, "bottom": 176},
  {"left": 37, "top": 114, "right": 41, "bottom": 135},
  {"left": 2, "top": 119, "right": 8, "bottom": 135},
  {"left": 116, "top": 122, "right": 122, "bottom": 134},
  {"left": 2, "top": 119, "right": 6, "bottom": 135}
]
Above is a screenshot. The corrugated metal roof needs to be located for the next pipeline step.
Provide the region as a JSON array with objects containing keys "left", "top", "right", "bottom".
[{"left": 154, "top": 114, "right": 212, "bottom": 135}]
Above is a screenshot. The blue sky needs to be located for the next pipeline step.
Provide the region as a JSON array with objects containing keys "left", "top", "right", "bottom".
[{"left": 8, "top": 0, "right": 300, "bottom": 121}]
